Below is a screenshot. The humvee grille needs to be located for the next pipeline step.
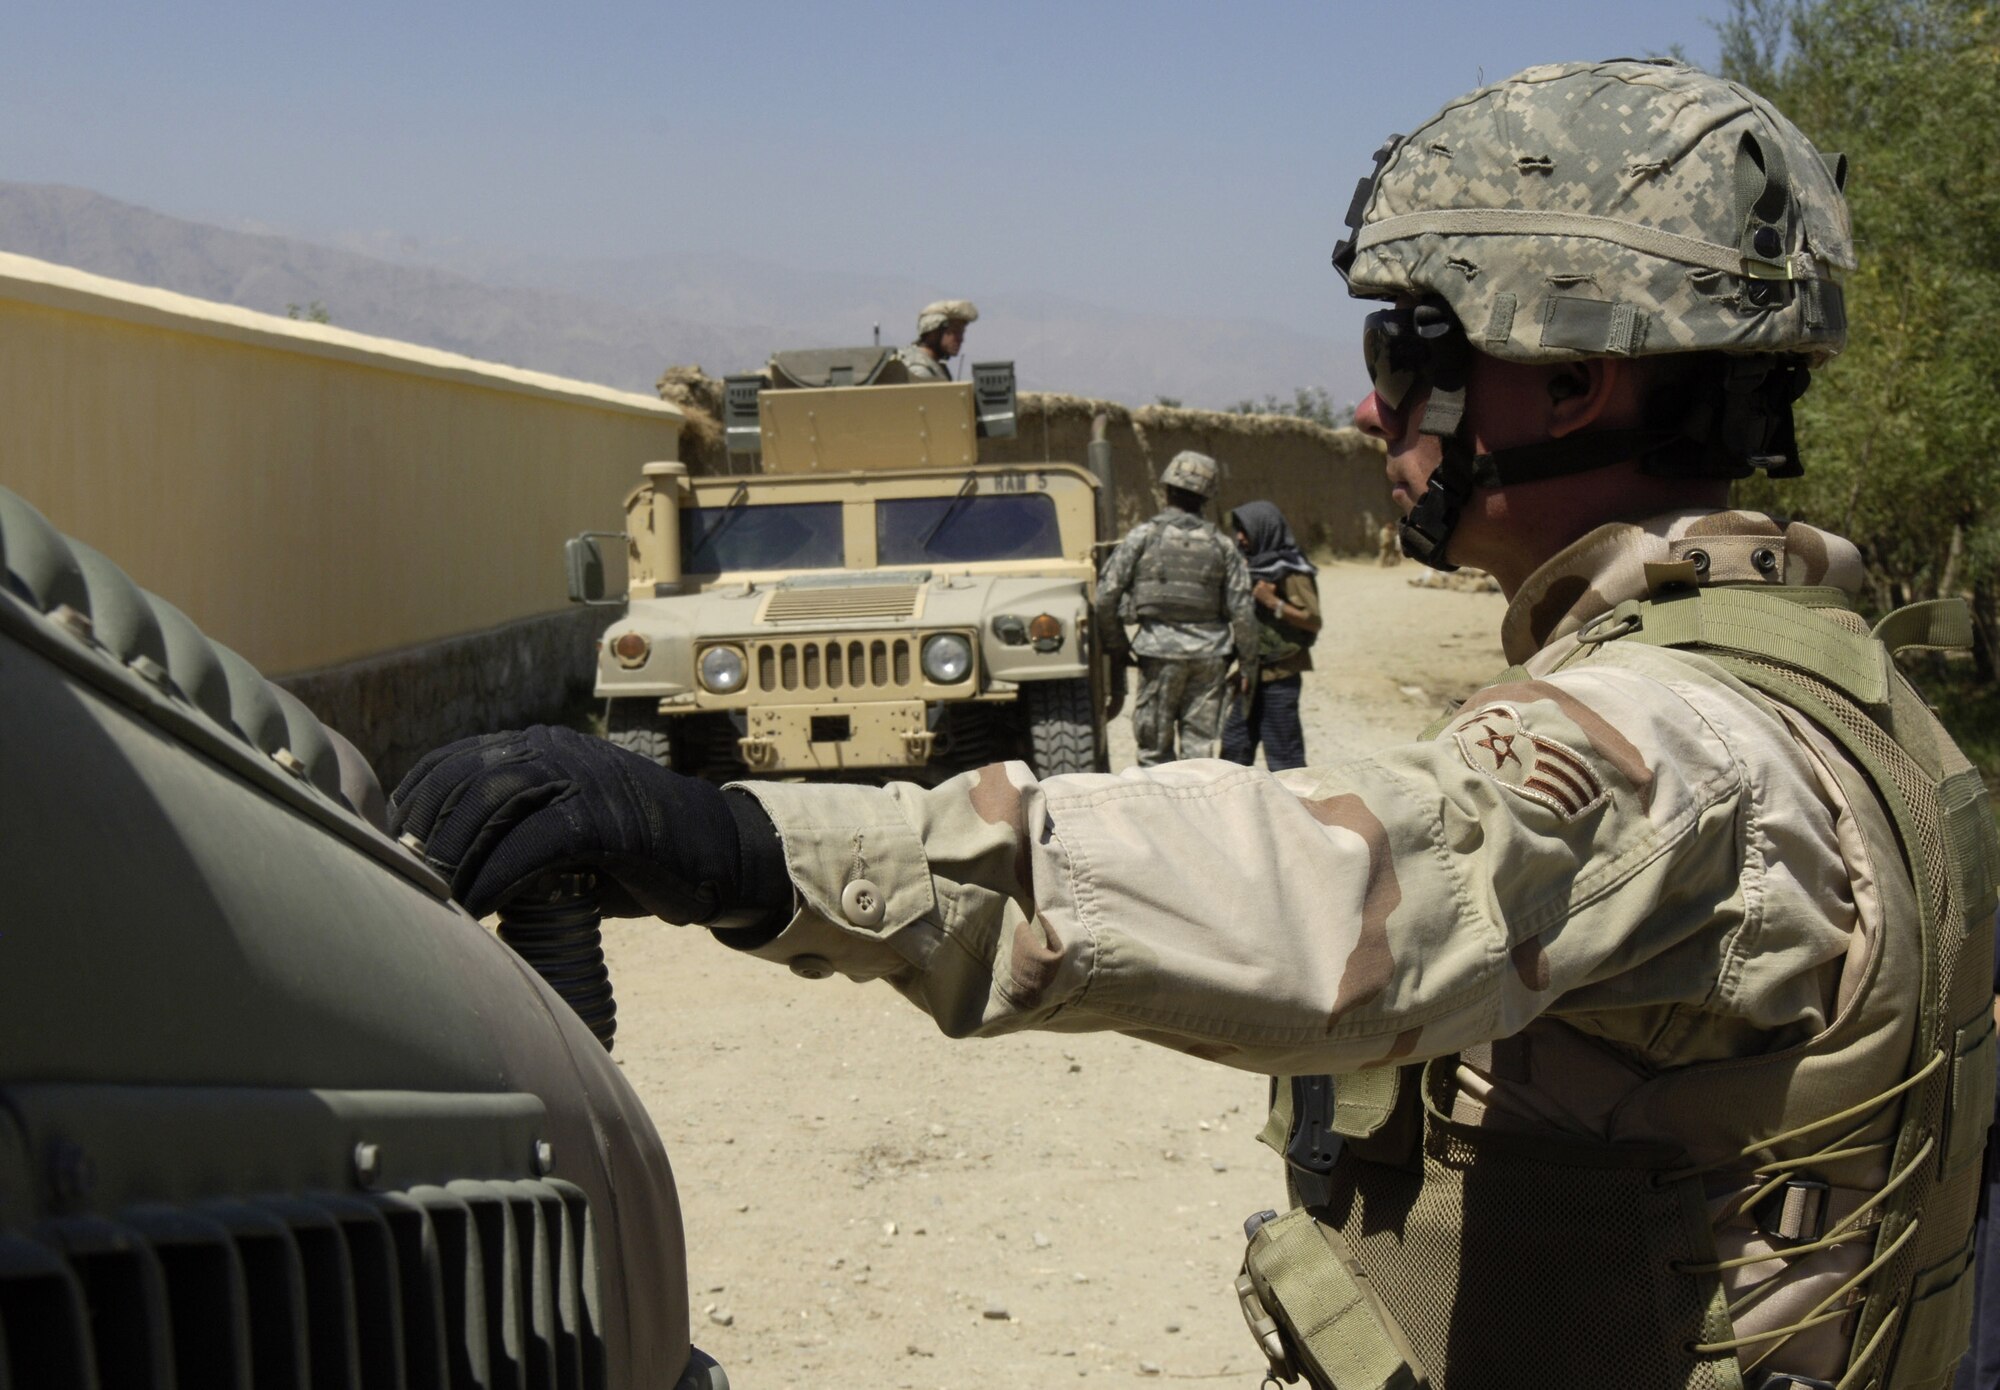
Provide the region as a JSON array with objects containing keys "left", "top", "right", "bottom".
[
  {"left": 754, "top": 638, "right": 915, "bottom": 693},
  {"left": 3, "top": 1179, "right": 604, "bottom": 1389},
  {"left": 761, "top": 584, "right": 921, "bottom": 623}
]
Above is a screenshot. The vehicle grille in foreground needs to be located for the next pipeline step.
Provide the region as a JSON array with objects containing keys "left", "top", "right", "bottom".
[{"left": 1, "top": 1178, "right": 603, "bottom": 1390}]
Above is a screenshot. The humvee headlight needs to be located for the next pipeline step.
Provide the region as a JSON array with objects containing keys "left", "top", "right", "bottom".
[
  {"left": 698, "top": 645, "right": 747, "bottom": 693},
  {"left": 921, "top": 633, "right": 973, "bottom": 684}
]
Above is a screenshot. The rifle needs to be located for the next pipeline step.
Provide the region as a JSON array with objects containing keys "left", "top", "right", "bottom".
[
  {"left": 1103, "top": 647, "right": 1133, "bottom": 721},
  {"left": 1234, "top": 649, "right": 1260, "bottom": 724}
]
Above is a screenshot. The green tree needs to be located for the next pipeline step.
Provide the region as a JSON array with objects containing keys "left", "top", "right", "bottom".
[
  {"left": 285, "top": 300, "right": 332, "bottom": 324},
  {"left": 1721, "top": 0, "right": 2000, "bottom": 680}
]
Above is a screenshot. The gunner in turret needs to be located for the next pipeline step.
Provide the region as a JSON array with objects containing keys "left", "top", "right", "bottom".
[{"left": 897, "top": 299, "right": 978, "bottom": 381}]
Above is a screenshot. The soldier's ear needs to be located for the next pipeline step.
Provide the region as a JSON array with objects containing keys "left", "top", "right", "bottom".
[{"left": 1547, "top": 360, "right": 1630, "bottom": 439}]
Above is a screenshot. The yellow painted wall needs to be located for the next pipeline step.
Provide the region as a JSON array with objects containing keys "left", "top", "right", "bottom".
[{"left": 0, "top": 251, "right": 682, "bottom": 675}]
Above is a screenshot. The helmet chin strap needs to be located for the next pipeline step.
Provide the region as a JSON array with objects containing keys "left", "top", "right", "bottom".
[
  {"left": 1383, "top": 299, "right": 1795, "bottom": 571},
  {"left": 1397, "top": 377, "right": 1680, "bottom": 571},
  {"left": 1395, "top": 339, "right": 1477, "bottom": 572},
  {"left": 1396, "top": 431, "right": 1476, "bottom": 572}
]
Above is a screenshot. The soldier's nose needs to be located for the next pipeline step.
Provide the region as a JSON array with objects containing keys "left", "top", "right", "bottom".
[{"left": 1355, "top": 390, "right": 1401, "bottom": 443}]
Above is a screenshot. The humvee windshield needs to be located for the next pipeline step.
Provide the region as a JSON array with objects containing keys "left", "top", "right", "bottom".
[
  {"left": 876, "top": 494, "right": 1063, "bottom": 564},
  {"left": 682, "top": 501, "right": 844, "bottom": 573}
]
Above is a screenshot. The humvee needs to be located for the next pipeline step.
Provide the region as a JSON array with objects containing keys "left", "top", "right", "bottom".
[
  {"left": 567, "top": 348, "right": 1114, "bottom": 782},
  {"left": 0, "top": 484, "right": 725, "bottom": 1389}
]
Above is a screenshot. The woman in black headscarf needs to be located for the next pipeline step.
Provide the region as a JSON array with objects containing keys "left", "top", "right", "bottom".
[{"left": 1221, "top": 500, "right": 1322, "bottom": 772}]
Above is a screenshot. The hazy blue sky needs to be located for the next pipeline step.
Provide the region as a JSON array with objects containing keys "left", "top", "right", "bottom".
[{"left": 4, "top": 2, "right": 1732, "bottom": 377}]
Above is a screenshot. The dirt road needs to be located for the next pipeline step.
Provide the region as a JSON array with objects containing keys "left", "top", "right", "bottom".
[{"left": 607, "top": 560, "right": 1508, "bottom": 1388}]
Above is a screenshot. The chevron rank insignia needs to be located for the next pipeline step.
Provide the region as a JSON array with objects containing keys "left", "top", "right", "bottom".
[{"left": 1452, "top": 703, "right": 1606, "bottom": 820}]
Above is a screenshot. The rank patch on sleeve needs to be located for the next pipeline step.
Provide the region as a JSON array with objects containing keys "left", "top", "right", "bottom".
[{"left": 1452, "top": 704, "right": 1606, "bottom": 820}]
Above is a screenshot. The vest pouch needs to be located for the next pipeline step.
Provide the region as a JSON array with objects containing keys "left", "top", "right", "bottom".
[
  {"left": 1318, "top": 1060, "right": 1743, "bottom": 1389},
  {"left": 1260, "top": 1068, "right": 1425, "bottom": 1205},
  {"left": 1335, "top": 1065, "right": 1425, "bottom": 1169},
  {"left": 1944, "top": 1003, "right": 1997, "bottom": 1180},
  {"left": 1885, "top": 1226, "right": 1977, "bottom": 1388},
  {"left": 1239, "top": 1206, "right": 1426, "bottom": 1390}
]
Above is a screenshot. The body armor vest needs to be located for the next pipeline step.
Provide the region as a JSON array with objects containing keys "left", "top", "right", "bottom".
[
  {"left": 1242, "top": 585, "right": 1999, "bottom": 1390},
  {"left": 1130, "top": 514, "right": 1231, "bottom": 625}
]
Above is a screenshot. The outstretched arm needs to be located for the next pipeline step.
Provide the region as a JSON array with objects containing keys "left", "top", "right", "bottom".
[
  {"left": 393, "top": 649, "right": 1843, "bottom": 1079},
  {"left": 717, "top": 650, "right": 1821, "bottom": 1075}
]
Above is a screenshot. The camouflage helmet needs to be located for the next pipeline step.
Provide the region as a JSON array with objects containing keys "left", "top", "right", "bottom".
[
  {"left": 1335, "top": 59, "right": 1853, "bottom": 367},
  {"left": 1159, "top": 450, "right": 1219, "bottom": 500},
  {"left": 917, "top": 299, "right": 980, "bottom": 336}
]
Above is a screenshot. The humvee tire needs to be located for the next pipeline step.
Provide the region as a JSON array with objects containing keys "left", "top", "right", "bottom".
[
  {"left": 1023, "top": 678, "right": 1096, "bottom": 776},
  {"left": 607, "top": 700, "right": 674, "bottom": 767}
]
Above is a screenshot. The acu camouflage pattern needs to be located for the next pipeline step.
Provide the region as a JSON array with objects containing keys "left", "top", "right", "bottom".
[
  {"left": 1130, "top": 655, "right": 1232, "bottom": 767},
  {"left": 1159, "top": 449, "right": 1221, "bottom": 499},
  {"left": 730, "top": 508, "right": 1993, "bottom": 1386},
  {"left": 1095, "top": 509, "right": 1256, "bottom": 662},
  {"left": 1344, "top": 59, "right": 1855, "bottom": 364}
]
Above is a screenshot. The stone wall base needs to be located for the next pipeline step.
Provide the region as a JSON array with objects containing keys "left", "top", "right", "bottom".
[{"left": 279, "top": 607, "right": 615, "bottom": 790}]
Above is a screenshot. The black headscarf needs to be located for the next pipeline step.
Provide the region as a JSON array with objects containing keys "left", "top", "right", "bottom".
[{"left": 1228, "top": 500, "right": 1317, "bottom": 584}]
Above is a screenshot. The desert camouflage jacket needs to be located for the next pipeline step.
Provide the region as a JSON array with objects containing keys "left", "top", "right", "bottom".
[
  {"left": 734, "top": 507, "right": 1879, "bottom": 1074},
  {"left": 732, "top": 507, "right": 1908, "bottom": 1377}
]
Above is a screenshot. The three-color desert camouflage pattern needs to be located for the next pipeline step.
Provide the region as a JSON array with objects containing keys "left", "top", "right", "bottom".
[
  {"left": 1344, "top": 58, "right": 1855, "bottom": 364},
  {"left": 730, "top": 509, "right": 1899, "bottom": 1381}
]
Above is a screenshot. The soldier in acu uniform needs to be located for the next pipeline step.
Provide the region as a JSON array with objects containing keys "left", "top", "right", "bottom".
[
  {"left": 896, "top": 299, "right": 978, "bottom": 381},
  {"left": 396, "top": 60, "right": 1999, "bottom": 1389},
  {"left": 1095, "top": 450, "right": 1257, "bottom": 765}
]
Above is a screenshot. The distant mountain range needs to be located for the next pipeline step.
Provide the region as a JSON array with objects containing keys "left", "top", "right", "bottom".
[{"left": 0, "top": 181, "right": 1355, "bottom": 409}]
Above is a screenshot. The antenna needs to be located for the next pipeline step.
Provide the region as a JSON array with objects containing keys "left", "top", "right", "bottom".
[{"left": 873, "top": 322, "right": 881, "bottom": 347}]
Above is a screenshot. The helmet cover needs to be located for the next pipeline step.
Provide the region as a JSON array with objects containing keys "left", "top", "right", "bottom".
[
  {"left": 1160, "top": 450, "right": 1221, "bottom": 499},
  {"left": 1337, "top": 59, "right": 1853, "bottom": 366},
  {"left": 917, "top": 299, "right": 980, "bottom": 336}
]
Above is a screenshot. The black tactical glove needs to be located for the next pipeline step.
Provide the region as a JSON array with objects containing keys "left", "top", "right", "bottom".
[{"left": 389, "top": 725, "right": 793, "bottom": 925}]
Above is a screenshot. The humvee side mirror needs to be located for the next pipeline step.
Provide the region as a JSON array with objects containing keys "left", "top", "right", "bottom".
[{"left": 565, "top": 533, "right": 627, "bottom": 606}]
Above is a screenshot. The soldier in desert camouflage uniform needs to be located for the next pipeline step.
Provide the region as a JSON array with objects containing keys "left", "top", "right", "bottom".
[
  {"left": 897, "top": 299, "right": 978, "bottom": 381},
  {"left": 397, "top": 60, "right": 1998, "bottom": 1389},
  {"left": 1095, "top": 450, "right": 1257, "bottom": 765}
]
